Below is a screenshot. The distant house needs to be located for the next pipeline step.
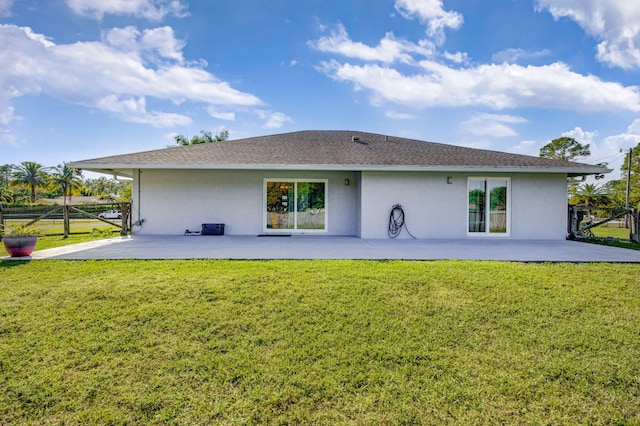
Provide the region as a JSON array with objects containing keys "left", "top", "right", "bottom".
[{"left": 69, "top": 130, "right": 609, "bottom": 239}]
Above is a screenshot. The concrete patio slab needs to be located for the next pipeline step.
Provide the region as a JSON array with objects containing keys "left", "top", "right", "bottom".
[{"left": 4, "top": 235, "right": 639, "bottom": 262}]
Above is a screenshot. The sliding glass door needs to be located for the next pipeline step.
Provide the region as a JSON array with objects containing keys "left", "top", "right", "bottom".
[
  {"left": 468, "top": 178, "right": 509, "bottom": 235},
  {"left": 265, "top": 179, "right": 327, "bottom": 232}
]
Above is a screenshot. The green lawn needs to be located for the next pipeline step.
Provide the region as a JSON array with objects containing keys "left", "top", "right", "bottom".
[
  {"left": 591, "top": 225, "right": 631, "bottom": 240},
  {"left": 1, "top": 218, "right": 121, "bottom": 257},
  {"left": 579, "top": 226, "right": 640, "bottom": 251},
  {"left": 1, "top": 260, "right": 639, "bottom": 424},
  {"left": 0, "top": 230, "right": 120, "bottom": 257}
]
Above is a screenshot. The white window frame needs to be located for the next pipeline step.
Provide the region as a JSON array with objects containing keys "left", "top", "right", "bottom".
[
  {"left": 467, "top": 177, "right": 511, "bottom": 237},
  {"left": 263, "top": 178, "right": 329, "bottom": 234}
]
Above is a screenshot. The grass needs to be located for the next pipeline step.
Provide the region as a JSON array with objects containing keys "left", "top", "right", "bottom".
[
  {"left": 1, "top": 260, "right": 639, "bottom": 424},
  {"left": 1, "top": 219, "right": 121, "bottom": 257},
  {"left": 0, "top": 230, "right": 121, "bottom": 257},
  {"left": 578, "top": 226, "right": 640, "bottom": 251},
  {"left": 591, "top": 225, "right": 631, "bottom": 240}
]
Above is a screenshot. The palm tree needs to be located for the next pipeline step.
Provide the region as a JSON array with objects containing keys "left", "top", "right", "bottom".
[
  {"left": 12, "top": 161, "right": 49, "bottom": 203},
  {"left": 50, "top": 163, "right": 82, "bottom": 204},
  {"left": 0, "top": 189, "right": 14, "bottom": 204},
  {"left": 571, "top": 183, "right": 610, "bottom": 207}
]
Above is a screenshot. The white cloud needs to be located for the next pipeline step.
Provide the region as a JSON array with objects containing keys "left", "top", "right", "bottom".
[
  {"left": 257, "top": 110, "right": 293, "bottom": 129},
  {"left": 0, "top": 48, "right": 19, "bottom": 141},
  {"left": 206, "top": 106, "right": 236, "bottom": 121},
  {"left": 318, "top": 59, "right": 640, "bottom": 112},
  {"left": 0, "top": 105, "right": 15, "bottom": 126},
  {"left": 536, "top": 0, "right": 640, "bottom": 69},
  {"left": 140, "top": 26, "right": 185, "bottom": 61},
  {"left": 313, "top": 18, "right": 328, "bottom": 33},
  {"left": 103, "top": 26, "right": 139, "bottom": 49},
  {"left": 460, "top": 113, "right": 527, "bottom": 138},
  {"left": 311, "top": 5, "right": 640, "bottom": 114},
  {"left": 386, "top": 110, "right": 416, "bottom": 120},
  {"left": 629, "top": 118, "right": 640, "bottom": 135},
  {"left": 0, "top": 131, "right": 17, "bottom": 146},
  {"left": 601, "top": 120, "right": 640, "bottom": 154},
  {"left": 491, "top": 48, "right": 551, "bottom": 64},
  {"left": 394, "top": 0, "right": 463, "bottom": 44},
  {"left": 561, "top": 127, "right": 598, "bottom": 146},
  {"left": 309, "top": 23, "right": 434, "bottom": 64},
  {"left": 66, "top": 0, "right": 188, "bottom": 21},
  {"left": 0, "top": 0, "right": 13, "bottom": 17},
  {"left": 443, "top": 51, "right": 469, "bottom": 64},
  {"left": 509, "top": 140, "right": 538, "bottom": 156},
  {"left": 103, "top": 26, "right": 185, "bottom": 63},
  {"left": 95, "top": 95, "right": 191, "bottom": 127},
  {"left": 0, "top": 24, "right": 262, "bottom": 129}
]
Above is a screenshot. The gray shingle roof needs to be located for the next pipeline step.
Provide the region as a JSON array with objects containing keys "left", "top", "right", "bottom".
[{"left": 69, "top": 130, "right": 608, "bottom": 176}]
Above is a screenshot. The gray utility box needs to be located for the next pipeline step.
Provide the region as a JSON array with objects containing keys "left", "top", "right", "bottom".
[{"left": 202, "top": 223, "right": 225, "bottom": 235}]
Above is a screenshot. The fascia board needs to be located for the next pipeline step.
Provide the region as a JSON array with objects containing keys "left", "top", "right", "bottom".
[{"left": 69, "top": 162, "right": 611, "bottom": 176}]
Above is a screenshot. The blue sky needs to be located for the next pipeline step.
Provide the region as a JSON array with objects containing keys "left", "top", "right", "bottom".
[{"left": 1, "top": 0, "right": 640, "bottom": 182}]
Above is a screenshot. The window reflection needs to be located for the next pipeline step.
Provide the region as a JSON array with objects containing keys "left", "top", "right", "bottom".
[{"left": 266, "top": 180, "right": 326, "bottom": 231}]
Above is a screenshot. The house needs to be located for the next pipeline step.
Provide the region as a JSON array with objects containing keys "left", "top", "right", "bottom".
[{"left": 68, "top": 130, "right": 609, "bottom": 239}]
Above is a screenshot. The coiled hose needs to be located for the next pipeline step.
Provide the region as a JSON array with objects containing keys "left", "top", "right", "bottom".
[{"left": 388, "top": 204, "right": 416, "bottom": 239}]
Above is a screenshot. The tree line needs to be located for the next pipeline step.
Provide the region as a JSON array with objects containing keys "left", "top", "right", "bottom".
[
  {"left": 0, "top": 162, "right": 131, "bottom": 205},
  {"left": 539, "top": 137, "right": 640, "bottom": 209}
]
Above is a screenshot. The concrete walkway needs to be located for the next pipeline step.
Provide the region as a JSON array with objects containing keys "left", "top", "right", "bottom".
[{"left": 5, "top": 235, "right": 639, "bottom": 262}]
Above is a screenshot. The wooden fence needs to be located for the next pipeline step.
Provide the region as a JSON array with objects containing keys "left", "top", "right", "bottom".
[
  {"left": 0, "top": 203, "right": 131, "bottom": 236},
  {"left": 568, "top": 205, "right": 639, "bottom": 242}
]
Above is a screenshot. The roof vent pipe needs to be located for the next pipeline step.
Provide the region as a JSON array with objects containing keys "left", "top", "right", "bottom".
[
  {"left": 352, "top": 136, "right": 359, "bottom": 142},
  {"left": 385, "top": 135, "right": 388, "bottom": 142}
]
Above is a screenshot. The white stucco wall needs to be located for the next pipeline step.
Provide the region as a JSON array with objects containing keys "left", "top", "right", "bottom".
[
  {"left": 359, "top": 171, "right": 569, "bottom": 239},
  {"left": 131, "top": 169, "right": 358, "bottom": 235},
  {"left": 510, "top": 173, "right": 568, "bottom": 239},
  {"left": 354, "top": 171, "right": 362, "bottom": 238},
  {"left": 359, "top": 171, "right": 468, "bottom": 239},
  {"left": 130, "top": 168, "right": 569, "bottom": 239}
]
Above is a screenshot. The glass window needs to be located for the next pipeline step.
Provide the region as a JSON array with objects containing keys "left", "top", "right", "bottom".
[
  {"left": 489, "top": 180, "right": 508, "bottom": 233},
  {"left": 265, "top": 180, "right": 327, "bottom": 232},
  {"left": 266, "top": 181, "right": 294, "bottom": 230},
  {"left": 296, "top": 182, "right": 326, "bottom": 230},
  {"left": 468, "top": 178, "right": 509, "bottom": 235},
  {"left": 468, "top": 179, "right": 486, "bottom": 233}
]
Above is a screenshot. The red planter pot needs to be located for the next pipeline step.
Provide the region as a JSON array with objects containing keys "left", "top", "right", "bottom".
[{"left": 2, "top": 236, "right": 38, "bottom": 257}]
